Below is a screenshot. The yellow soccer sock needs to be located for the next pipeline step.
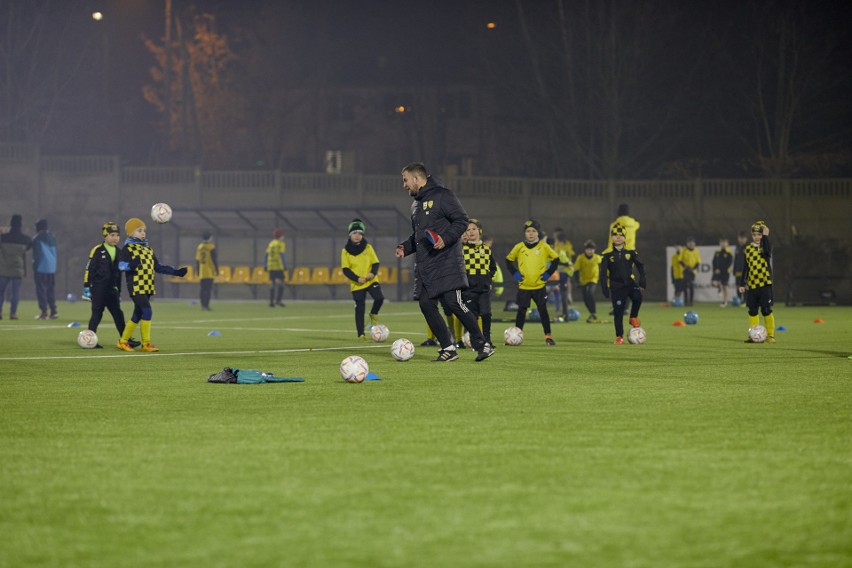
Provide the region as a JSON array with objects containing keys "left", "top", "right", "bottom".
[
  {"left": 426, "top": 325, "right": 436, "bottom": 341},
  {"left": 764, "top": 313, "right": 775, "bottom": 337},
  {"left": 748, "top": 315, "right": 759, "bottom": 329},
  {"left": 453, "top": 316, "right": 464, "bottom": 342},
  {"left": 121, "top": 321, "right": 138, "bottom": 342},
  {"left": 140, "top": 320, "right": 152, "bottom": 344}
]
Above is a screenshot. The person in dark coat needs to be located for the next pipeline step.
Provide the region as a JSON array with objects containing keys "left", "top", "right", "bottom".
[
  {"left": 395, "top": 162, "right": 494, "bottom": 362},
  {"left": 0, "top": 214, "right": 31, "bottom": 320}
]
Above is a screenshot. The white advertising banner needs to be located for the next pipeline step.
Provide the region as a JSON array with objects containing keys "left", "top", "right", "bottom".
[{"left": 665, "top": 246, "right": 739, "bottom": 304}]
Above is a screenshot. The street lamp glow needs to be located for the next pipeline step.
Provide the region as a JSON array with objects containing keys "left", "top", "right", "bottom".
[
  {"left": 92, "top": 11, "right": 104, "bottom": 21},
  {"left": 486, "top": 22, "right": 496, "bottom": 29}
]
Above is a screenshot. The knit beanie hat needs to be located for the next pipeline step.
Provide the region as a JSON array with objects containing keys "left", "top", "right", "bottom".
[
  {"left": 584, "top": 240, "right": 596, "bottom": 249},
  {"left": 524, "top": 219, "right": 542, "bottom": 235},
  {"left": 10, "top": 214, "right": 22, "bottom": 229},
  {"left": 35, "top": 219, "right": 48, "bottom": 231},
  {"left": 751, "top": 220, "right": 766, "bottom": 233},
  {"left": 125, "top": 218, "right": 146, "bottom": 236},
  {"left": 273, "top": 228, "right": 284, "bottom": 239},
  {"left": 611, "top": 224, "right": 626, "bottom": 237},
  {"left": 348, "top": 219, "right": 366, "bottom": 235},
  {"left": 103, "top": 222, "right": 119, "bottom": 236}
]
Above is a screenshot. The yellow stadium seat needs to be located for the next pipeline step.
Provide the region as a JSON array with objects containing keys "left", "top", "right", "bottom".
[
  {"left": 311, "top": 267, "right": 330, "bottom": 285},
  {"left": 231, "top": 265, "right": 251, "bottom": 284},
  {"left": 386, "top": 266, "right": 398, "bottom": 283},
  {"left": 250, "top": 266, "right": 269, "bottom": 284},
  {"left": 168, "top": 265, "right": 197, "bottom": 283},
  {"left": 214, "top": 266, "right": 232, "bottom": 283},
  {"left": 288, "top": 266, "right": 311, "bottom": 285},
  {"left": 329, "top": 267, "right": 349, "bottom": 285},
  {"left": 376, "top": 266, "right": 390, "bottom": 283}
]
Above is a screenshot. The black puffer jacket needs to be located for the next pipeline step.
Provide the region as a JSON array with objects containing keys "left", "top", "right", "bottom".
[
  {"left": 84, "top": 243, "right": 123, "bottom": 294},
  {"left": 399, "top": 177, "right": 469, "bottom": 299}
]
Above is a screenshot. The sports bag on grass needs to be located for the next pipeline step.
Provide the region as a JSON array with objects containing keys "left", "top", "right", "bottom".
[{"left": 207, "top": 367, "right": 304, "bottom": 384}]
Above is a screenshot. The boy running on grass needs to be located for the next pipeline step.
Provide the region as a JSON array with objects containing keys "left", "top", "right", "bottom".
[
  {"left": 573, "top": 240, "right": 602, "bottom": 323},
  {"left": 461, "top": 219, "right": 496, "bottom": 348}
]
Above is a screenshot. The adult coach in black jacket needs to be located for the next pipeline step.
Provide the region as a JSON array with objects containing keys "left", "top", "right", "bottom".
[{"left": 396, "top": 162, "right": 493, "bottom": 362}]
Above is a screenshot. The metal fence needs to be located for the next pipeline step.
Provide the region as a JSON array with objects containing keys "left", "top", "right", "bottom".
[{"left": 3, "top": 144, "right": 847, "bottom": 202}]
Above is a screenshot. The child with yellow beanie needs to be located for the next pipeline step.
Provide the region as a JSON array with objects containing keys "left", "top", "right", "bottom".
[{"left": 116, "top": 218, "right": 188, "bottom": 352}]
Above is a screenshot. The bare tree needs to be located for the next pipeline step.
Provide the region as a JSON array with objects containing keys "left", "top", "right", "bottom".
[
  {"left": 724, "top": 0, "right": 851, "bottom": 178},
  {"left": 0, "top": 1, "right": 101, "bottom": 146},
  {"left": 513, "top": 0, "right": 697, "bottom": 179},
  {"left": 143, "top": 9, "right": 240, "bottom": 166}
]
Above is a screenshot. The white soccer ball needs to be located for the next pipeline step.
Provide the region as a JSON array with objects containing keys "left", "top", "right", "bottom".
[
  {"left": 627, "top": 326, "right": 647, "bottom": 344},
  {"left": 370, "top": 324, "right": 390, "bottom": 342},
  {"left": 504, "top": 326, "right": 524, "bottom": 346},
  {"left": 151, "top": 202, "right": 173, "bottom": 224},
  {"left": 390, "top": 338, "right": 415, "bottom": 361},
  {"left": 462, "top": 331, "right": 472, "bottom": 349},
  {"left": 77, "top": 329, "right": 98, "bottom": 349},
  {"left": 748, "top": 325, "right": 767, "bottom": 343},
  {"left": 340, "top": 355, "right": 369, "bottom": 383}
]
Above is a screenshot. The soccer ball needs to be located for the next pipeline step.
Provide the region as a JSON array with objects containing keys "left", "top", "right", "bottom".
[
  {"left": 340, "top": 355, "right": 369, "bottom": 382},
  {"left": 151, "top": 202, "right": 173, "bottom": 224},
  {"left": 671, "top": 297, "right": 685, "bottom": 307},
  {"left": 731, "top": 296, "right": 742, "bottom": 307},
  {"left": 370, "top": 324, "right": 390, "bottom": 342},
  {"left": 566, "top": 308, "right": 581, "bottom": 322},
  {"left": 748, "top": 325, "right": 768, "bottom": 343},
  {"left": 504, "top": 326, "right": 524, "bottom": 346},
  {"left": 77, "top": 329, "right": 98, "bottom": 349},
  {"left": 390, "top": 338, "right": 415, "bottom": 361},
  {"left": 461, "top": 331, "right": 472, "bottom": 349},
  {"left": 684, "top": 311, "right": 699, "bottom": 325},
  {"left": 627, "top": 326, "right": 647, "bottom": 344}
]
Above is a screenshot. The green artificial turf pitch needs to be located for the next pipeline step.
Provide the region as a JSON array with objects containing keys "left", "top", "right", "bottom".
[{"left": 1, "top": 299, "right": 850, "bottom": 567}]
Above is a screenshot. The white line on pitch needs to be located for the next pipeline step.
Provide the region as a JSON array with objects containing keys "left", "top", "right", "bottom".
[{"left": 0, "top": 343, "right": 395, "bottom": 362}]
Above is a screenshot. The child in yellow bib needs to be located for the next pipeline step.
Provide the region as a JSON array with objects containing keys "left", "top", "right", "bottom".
[{"left": 505, "top": 219, "right": 559, "bottom": 345}]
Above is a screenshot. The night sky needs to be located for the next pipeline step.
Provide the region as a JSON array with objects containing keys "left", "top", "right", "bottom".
[{"left": 2, "top": 0, "right": 850, "bottom": 177}]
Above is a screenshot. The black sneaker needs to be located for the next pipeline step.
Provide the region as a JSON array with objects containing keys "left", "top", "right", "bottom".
[
  {"left": 475, "top": 343, "right": 494, "bottom": 362},
  {"left": 420, "top": 338, "right": 438, "bottom": 347},
  {"left": 127, "top": 339, "right": 142, "bottom": 349},
  {"left": 94, "top": 344, "right": 104, "bottom": 349},
  {"left": 433, "top": 348, "right": 459, "bottom": 362}
]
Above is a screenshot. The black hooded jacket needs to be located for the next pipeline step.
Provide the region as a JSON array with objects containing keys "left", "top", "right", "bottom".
[{"left": 399, "top": 176, "right": 469, "bottom": 299}]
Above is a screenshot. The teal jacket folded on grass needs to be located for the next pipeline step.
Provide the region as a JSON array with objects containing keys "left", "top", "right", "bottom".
[{"left": 208, "top": 368, "right": 304, "bottom": 384}]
